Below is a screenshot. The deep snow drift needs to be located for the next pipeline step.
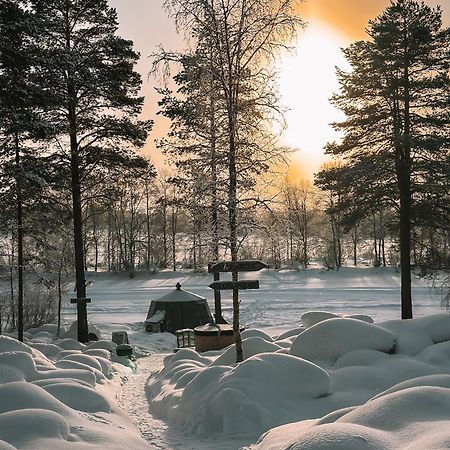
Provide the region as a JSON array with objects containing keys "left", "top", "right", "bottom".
[{"left": 146, "top": 312, "right": 450, "bottom": 449}]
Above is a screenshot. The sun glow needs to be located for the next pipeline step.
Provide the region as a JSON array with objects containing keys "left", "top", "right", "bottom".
[{"left": 278, "top": 23, "right": 349, "bottom": 179}]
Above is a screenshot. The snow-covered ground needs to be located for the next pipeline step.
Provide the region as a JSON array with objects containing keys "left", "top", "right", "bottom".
[
  {"left": 2, "top": 267, "right": 450, "bottom": 449},
  {"left": 66, "top": 266, "right": 439, "bottom": 335}
]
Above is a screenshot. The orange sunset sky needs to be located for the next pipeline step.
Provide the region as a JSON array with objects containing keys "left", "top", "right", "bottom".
[{"left": 108, "top": 0, "right": 450, "bottom": 179}]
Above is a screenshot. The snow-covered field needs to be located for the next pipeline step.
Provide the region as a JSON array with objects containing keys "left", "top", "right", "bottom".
[
  {"left": 66, "top": 266, "right": 439, "bottom": 334},
  {"left": 2, "top": 267, "right": 450, "bottom": 449}
]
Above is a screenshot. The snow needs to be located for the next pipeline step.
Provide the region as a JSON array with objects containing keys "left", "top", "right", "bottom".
[
  {"left": 290, "top": 318, "right": 396, "bottom": 364},
  {"left": 2, "top": 267, "right": 450, "bottom": 449},
  {"left": 0, "top": 331, "right": 149, "bottom": 450}
]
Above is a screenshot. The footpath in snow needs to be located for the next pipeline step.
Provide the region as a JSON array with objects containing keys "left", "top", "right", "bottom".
[{"left": 118, "top": 353, "right": 241, "bottom": 450}]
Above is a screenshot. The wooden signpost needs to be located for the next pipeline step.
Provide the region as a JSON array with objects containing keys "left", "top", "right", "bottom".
[
  {"left": 209, "top": 280, "right": 259, "bottom": 290},
  {"left": 208, "top": 260, "right": 267, "bottom": 323},
  {"left": 70, "top": 297, "right": 91, "bottom": 343},
  {"left": 208, "top": 259, "right": 267, "bottom": 362},
  {"left": 209, "top": 260, "right": 267, "bottom": 273}
]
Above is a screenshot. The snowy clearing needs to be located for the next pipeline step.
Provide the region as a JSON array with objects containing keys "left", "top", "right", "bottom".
[{"left": 2, "top": 268, "right": 450, "bottom": 449}]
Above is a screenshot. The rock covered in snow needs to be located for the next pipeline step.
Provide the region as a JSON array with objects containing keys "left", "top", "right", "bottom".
[
  {"left": 301, "top": 311, "right": 373, "bottom": 329},
  {"left": 62, "top": 321, "right": 102, "bottom": 341},
  {"left": 290, "top": 318, "right": 396, "bottom": 363},
  {"left": 211, "top": 337, "right": 282, "bottom": 366},
  {"left": 250, "top": 381, "right": 450, "bottom": 449},
  {"left": 241, "top": 329, "right": 274, "bottom": 342},
  {"left": 301, "top": 311, "right": 340, "bottom": 328},
  {"left": 174, "top": 353, "right": 330, "bottom": 437}
]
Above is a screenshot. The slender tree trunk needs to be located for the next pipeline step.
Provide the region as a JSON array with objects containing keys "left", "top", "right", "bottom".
[
  {"left": 192, "top": 222, "right": 197, "bottom": 271},
  {"left": 67, "top": 76, "right": 87, "bottom": 340},
  {"left": 57, "top": 268, "right": 62, "bottom": 337},
  {"left": 397, "top": 55, "right": 413, "bottom": 319},
  {"left": 15, "top": 132, "right": 24, "bottom": 342},
  {"left": 398, "top": 162, "right": 412, "bottom": 318},
  {"left": 171, "top": 201, "right": 177, "bottom": 272},
  {"left": 228, "top": 108, "right": 243, "bottom": 363},
  {"left": 145, "top": 182, "right": 152, "bottom": 271},
  {"left": 92, "top": 209, "right": 98, "bottom": 272},
  {"left": 9, "top": 237, "right": 15, "bottom": 330},
  {"left": 209, "top": 70, "right": 220, "bottom": 263},
  {"left": 372, "top": 213, "right": 379, "bottom": 266},
  {"left": 162, "top": 196, "right": 168, "bottom": 268}
]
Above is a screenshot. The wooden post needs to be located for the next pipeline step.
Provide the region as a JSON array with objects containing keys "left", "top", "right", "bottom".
[
  {"left": 213, "top": 271, "right": 224, "bottom": 323},
  {"left": 70, "top": 297, "right": 91, "bottom": 343},
  {"left": 208, "top": 260, "right": 266, "bottom": 360}
]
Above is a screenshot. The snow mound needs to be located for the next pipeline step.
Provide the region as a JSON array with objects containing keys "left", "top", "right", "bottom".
[
  {"left": 55, "top": 338, "right": 85, "bottom": 351},
  {"left": 0, "top": 382, "right": 75, "bottom": 417},
  {"left": 85, "top": 339, "right": 117, "bottom": 352},
  {"left": 276, "top": 327, "right": 305, "bottom": 340},
  {"left": 241, "top": 329, "right": 274, "bottom": 342},
  {"left": 62, "top": 321, "right": 102, "bottom": 340},
  {"left": 149, "top": 352, "right": 330, "bottom": 438},
  {"left": 380, "top": 314, "right": 450, "bottom": 355},
  {"left": 0, "top": 409, "right": 70, "bottom": 448},
  {"left": 301, "top": 311, "right": 373, "bottom": 329},
  {"left": 290, "top": 318, "right": 395, "bottom": 363},
  {"left": 27, "top": 342, "right": 62, "bottom": 359},
  {"left": 0, "top": 328, "right": 148, "bottom": 450},
  {"left": 301, "top": 311, "right": 339, "bottom": 328},
  {"left": 251, "top": 384, "right": 450, "bottom": 449},
  {"left": 212, "top": 337, "right": 282, "bottom": 366},
  {"left": 42, "top": 382, "right": 113, "bottom": 412},
  {"left": 0, "top": 336, "right": 32, "bottom": 354}
]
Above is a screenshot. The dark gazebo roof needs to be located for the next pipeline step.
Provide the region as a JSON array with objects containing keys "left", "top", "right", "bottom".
[{"left": 154, "top": 283, "right": 207, "bottom": 303}]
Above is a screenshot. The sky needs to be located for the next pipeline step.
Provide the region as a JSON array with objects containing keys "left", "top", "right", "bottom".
[{"left": 108, "top": 0, "right": 450, "bottom": 179}]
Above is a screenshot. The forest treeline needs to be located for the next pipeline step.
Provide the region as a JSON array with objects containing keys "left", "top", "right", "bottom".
[{"left": 0, "top": 0, "right": 448, "bottom": 336}]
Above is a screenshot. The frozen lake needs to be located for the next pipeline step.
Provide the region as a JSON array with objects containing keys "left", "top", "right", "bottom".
[{"left": 64, "top": 267, "right": 444, "bottom": 333}]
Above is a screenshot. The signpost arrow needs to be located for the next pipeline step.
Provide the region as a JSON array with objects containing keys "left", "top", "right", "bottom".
[
  {"left": 209, "top": 280, "right": 259, "bottom": 290},
  {"left": 208, "top": 260, "right": 267, "bottom": 273}
]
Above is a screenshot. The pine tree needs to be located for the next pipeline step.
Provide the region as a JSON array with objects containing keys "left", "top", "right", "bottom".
[
  {"left": 0, "top": 0, "right": 49, "bottom": 341},
  {"left": 31, "top": 0, "right": 152, "bottom": 341},
  {"left": 322, "top": 0, "right": 449, "bottom": 319}
]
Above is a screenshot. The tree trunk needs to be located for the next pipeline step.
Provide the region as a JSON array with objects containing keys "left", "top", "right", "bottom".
[
  {"left": 171, "top": 201, "right": 177, "bottom": 272},
  {"left": 15, "top": 132, "right": 24, "bottom": 342},
  {"left": 372, "top": 213, "right": 379, "bottom": 266},
  {"left": 9, "top": 238, "right": 15, "bottom": 330},
  {"left": 162, "top": 196, "right": 168, "bottom": 268},
  {"left": 65, "top": 8, "right": 88, "bottom": 341},
  {"left": 68, "top": 88, "right": 87, "bottom": 340},
  {"left": 397, "top": 53, "right": 413, "bottom": 319},
  {"left": 228, "top": 111, "right": 243, "bottom": 363},
  {"left": 398, "top": 165, "right": 412, "bottom": 319},
  {"left": 57, "top": 268, "right": 62, "bottom": 337},
  {"left": 145, "top": 182, "right": 152, "bottom": 271}
]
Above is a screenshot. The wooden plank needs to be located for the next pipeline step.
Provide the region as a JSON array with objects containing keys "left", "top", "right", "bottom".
[
  {"left": 208, "top": 260, "right": 267, "bottom": 273},
  {"left": 70, "top": 298, "right": 92, "bottom": 304},
  {"left": 209, "top": 280, "right": 259, "bottom": 290}
]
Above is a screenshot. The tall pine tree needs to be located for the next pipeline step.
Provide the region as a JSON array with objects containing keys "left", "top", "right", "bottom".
[
  {"left": 0, "top": 0, "right": 48, "bottom": 341},
  {"left": 31, "top": 0, "right": 152, "bottom": 341},
  {"left": 322, "top": 0, "right": 449, "bottom": 319}
]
